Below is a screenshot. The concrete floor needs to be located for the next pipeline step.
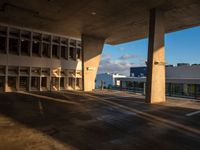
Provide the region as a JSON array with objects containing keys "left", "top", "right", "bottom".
[{"left": 0, "top": 90, "right": 200, "bottom": 150}]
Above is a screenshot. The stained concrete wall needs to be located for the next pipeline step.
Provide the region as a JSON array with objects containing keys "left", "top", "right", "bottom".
[{"left": 82, "top": 35, "right": 105, "bottom": 91}]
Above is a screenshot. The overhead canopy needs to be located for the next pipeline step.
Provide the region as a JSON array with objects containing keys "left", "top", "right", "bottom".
[{"left": 0, "top": 0, "right": 199, "bottom": 44}]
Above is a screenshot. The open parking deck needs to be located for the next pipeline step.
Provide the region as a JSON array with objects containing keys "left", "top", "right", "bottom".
[{"left": 0, "top": 90, "right": 200, "bottom": 150}]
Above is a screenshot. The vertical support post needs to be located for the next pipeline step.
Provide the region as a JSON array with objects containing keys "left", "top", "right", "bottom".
[
  {"left": 81, "top": 35, "right": 105, "bottom": 91},
  {"left": 143, "top": 82, "right": 146, "bottom": 95},
  {"left": 29, "top": 67, "right": 32, "bottom": 91},
  {"left": 146, "top": 8, "right": 166, "bottom": 103},
  {"left": 30, "top": 32, "right": 33, "bottom": 57},
  {"left": 4, "top": 66, "right": 8, "bottom": 92}
]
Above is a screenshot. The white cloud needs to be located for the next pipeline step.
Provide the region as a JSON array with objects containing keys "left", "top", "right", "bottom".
[
  {"left": 101, "top": 53, "right": 112, "bottom": 60},
  {"left": 119, "top": 54, "right": 137, "bottom": 60},
  {"left": 98, "top": 59, "right": 136, "bottom": 76}
]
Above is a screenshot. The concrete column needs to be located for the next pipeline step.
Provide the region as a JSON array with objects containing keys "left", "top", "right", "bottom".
[
  {"left": 146, "top": 8, "right": 166, "bottom": 103},
  {"left": 81, "top": 35, "right": 105, "bottom": 91}
]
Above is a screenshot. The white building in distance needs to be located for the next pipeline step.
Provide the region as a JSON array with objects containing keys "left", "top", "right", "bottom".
[{"left": 95, "top": 73, "right": 126, "bottom": 89}]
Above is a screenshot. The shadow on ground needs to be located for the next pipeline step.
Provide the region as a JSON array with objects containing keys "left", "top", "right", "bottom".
[{"left": 0, "top": 91, "right": 200, "bottom": 150}]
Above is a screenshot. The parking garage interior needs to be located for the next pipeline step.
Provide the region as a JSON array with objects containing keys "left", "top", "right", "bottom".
[{"left": 0, "top": 0, "right": 200, "bottom": 149}]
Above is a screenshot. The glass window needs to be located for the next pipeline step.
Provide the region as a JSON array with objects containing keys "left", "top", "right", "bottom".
[
  {"left": 21, "top": 39, "right": 30, "bottom": 55},
  {"left": 61, "top": 46, "right": 67, "bottom": 59},
  {"left": 76, "top": 78, "right": 80, "bottom": 87},
  {"left": 9, "top": 38, "right": 19, "bottom": 54},
  {"left": 69, "top": 47, "right": 75, "bottom": 59},
  {"left": 41, "top": 77, "right": 47, "bottom": 87},
  {"left": 43, "top": 35, "right": 51, "bottom": 42},
  {"left": 31, "top": 77, "right": 40, "bottom": 88},
  {"left": 32, "top": 41, "right": 40, "bottom": 56},
  {"left": 52, "top": 44, "right": 59, "bottom": 58},
  {"left": 42, "top": 43, "right": 50, "bottom": 57},
  {"left": 0, "top": 26, "right": 7, "bottom": 35},
  {"left": 60, "top": 77, "right": 65, "bottom": 88},
  {"left": 68, "top": 77, "right": 73, "bottom": 87},
  {"left": 76, "top": 48, "right": 81, "bottom": 59},
  {"left": 0, "top": 36, "right": 6, "bottom": 53}
]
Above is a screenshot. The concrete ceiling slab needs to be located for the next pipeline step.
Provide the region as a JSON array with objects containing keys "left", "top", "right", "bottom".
[{"left": 0, "top": 0, "right": 200, "bottom": 44}]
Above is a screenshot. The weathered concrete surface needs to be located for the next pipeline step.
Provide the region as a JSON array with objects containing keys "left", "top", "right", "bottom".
[
  {"left": 146, "top": 8, "right": 166, "bottom": 103},
  {"left": 82, "top": 35, "right": 105, "bottom": 91},
  {"left": 0, "top": 0, "right": 199, "bottom": 44},
  {"left": 0, "top": 90, "right": 200, "bottom": 150}
]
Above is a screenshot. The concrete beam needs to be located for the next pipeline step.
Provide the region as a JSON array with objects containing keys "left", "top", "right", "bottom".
[
  {"left": 81, "top": 35, "right": 105, "bottom": 91},
  {"left": 146, "top": 8, "right": 166, "bottom": 103}
]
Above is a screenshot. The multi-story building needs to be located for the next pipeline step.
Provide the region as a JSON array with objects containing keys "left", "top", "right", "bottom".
[
  {"left": 118, "top": 64, "right": 200, "bottom": 99},
  {"left": 0, "top": 24, "right": 82, "bottom": 92},
  {"left": 95, "top": 73, "right": 126, "bottom": 89}
]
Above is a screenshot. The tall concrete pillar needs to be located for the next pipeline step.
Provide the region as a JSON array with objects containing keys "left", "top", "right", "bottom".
[
  {"left": 81, "top": 35, "right": 105, "bottom": 91},
  {"left": 146, "top": 8, "right": 166, "bottom": 103}
]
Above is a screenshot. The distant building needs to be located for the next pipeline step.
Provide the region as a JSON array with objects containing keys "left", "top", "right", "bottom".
[
  {"left": 95, "top": 73, "right": 126, "bottom": 89},
  {"left": 0, "top": 24, "right": 82, "bottom": 92},
  {"left": 118, "top": 64, "right": 200, "bottom": 99},
  {"left": 130, "top": 66, "right": 147, "bottom": 77}
]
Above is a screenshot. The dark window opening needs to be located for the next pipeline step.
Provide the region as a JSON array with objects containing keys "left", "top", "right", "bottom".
[
  {"left": 8, "top": 67, "right": 18, "bottom": 75},
  {"left": 0, "top": 77, "right": 4, "bottom": 91},
  {"left": 21, "top": 31, "right": 30, "bottom": 39},
  {"left": 9, "top": 28, "right": 19, "bottom": 38},
  {"left": 31, "top": 77, "right": 40, "bottom": 88},
  {"left": 0, "top": 26, "right": 7, "bottom": 35},
  {"left": 31, "top": 68, "right": 40, "bottom": 76},
  {"left": 61, "top": 46, "right": 67, "bottom": 59},
  {"left": 0, "top": 66, "right": 5, "bottom": 75},
  {"left": 20, "top": 67, "right": 29, "bottom": 75},
  {"left": 60, "top": 77, "right": 65, "bottom": 88},
  {"left": 21, "top": 40, "right": 30, "bottom": 55},
  {"left": 52, "top": 44, "right": 59, "bottom": 58},
  {"left": 32, "top": 41, "right": 40, "bottom": 56},
  {"left": 42, "top": 43, "right": 50, "bottom": 57},
  {"left": 77, "top": 48, "right": 81, "bottom": 59},
  {"left": 68, "top": 77, "right": 73, "bottom": 87},
  {"left": 9, "top": 38, "right": 19, "bottom": 54},
  {"left": 51, "top": 77, "right": 59, "bottom": 88},
  {"left": 8, "top": 77, "right": 16, "bottom": 89},
  {"left": 42, "top": 68, "right": 50, "bottom": 76},
  {"left": 41, "top": 77, "right": 47, "bottom": 87},
  {"left": 70, "top": 39, "right": 76, "bottom": 46},
  {"left": 43, "top": 35, "right": 51, "bottom": 42},
  {"left": 33, "top": 33, "right": 41, "bottom": 41},
  {"left": 53, "top": 36, "right": 60, "bottom": 43},
  {"left": 76, "top": 78, "right": 80, "bottom": 87},
  {"left": 19, "top": 77, "right": 29, "bottom": 91},
  {"left": 77, "top": 41, "right": 81, "bottom": 47},
  {"left": 61, "top": 38, "right": 68, "bottom": 45},
  {"left": 0, "top": 36, "right": 6, "bottom": 53},
  {"left": 69, "top": 47, "right": 75, "bottom": 60}
]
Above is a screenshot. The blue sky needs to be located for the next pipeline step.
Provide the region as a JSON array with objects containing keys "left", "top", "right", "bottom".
[{"left": 98, "top": 26, "right": 200, "bottom": 75}]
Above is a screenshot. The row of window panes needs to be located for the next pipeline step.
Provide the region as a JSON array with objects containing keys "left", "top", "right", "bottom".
[
  {"left": 0, "top": 26, "right": 81, "bottom": 59},
  {"left": 0, "top": 36, "right": 81, "bottom": 59},
  {"left": 0, "top": 66, "right": 81, "bottom": 78}
]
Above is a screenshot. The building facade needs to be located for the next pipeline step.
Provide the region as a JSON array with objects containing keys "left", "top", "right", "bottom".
[
  {"left": 130, "top": 66, "right": 147, "bottom": 77},
  {"left": 95, "top": 73, "right": 126, "bottom": 89},
  {"left": 118, "top": 65, "right": 200, "bottom": 99},
  {"left": 0, "top": 24, "right": 82, "bottom": 92}
]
